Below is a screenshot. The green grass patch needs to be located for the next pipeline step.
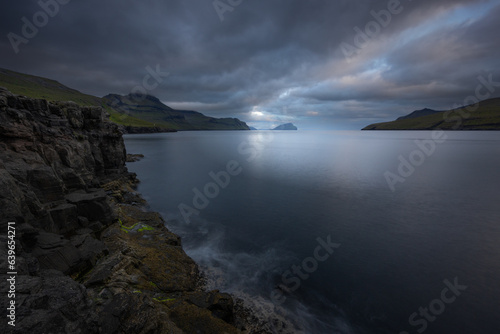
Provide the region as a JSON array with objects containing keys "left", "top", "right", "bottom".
[
  {"left": 119, "top": 219, "right": 155, "bottom": 234},
  {"left": 153, "top": 297, "right": 176, "bottom": 303},
  {"left": 138, "top": 225, "right": 155, "bottom": 232}
]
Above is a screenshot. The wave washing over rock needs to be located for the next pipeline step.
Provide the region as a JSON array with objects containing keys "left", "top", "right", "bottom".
[
  {"left": 162, "top": 213, "right": 356, "bottom": 334},
  {"left": 0, "top": 87, "right": 265, "bottom": 333}
]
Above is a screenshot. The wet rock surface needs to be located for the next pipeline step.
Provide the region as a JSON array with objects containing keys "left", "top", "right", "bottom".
[
  {"left": 0, "top": 89, "right": 261, "bottom": 334},
  {"left": 126, "top": 153, "right": 145, "bottom": 162},
  {"left": 121, "top": 126, "right": 177, "bottom": 134}
]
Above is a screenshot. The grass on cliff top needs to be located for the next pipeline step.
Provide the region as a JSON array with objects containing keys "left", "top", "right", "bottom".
[
  {"left": 0, "top": 68, "right": 101, "bottom": 106},
  {"left": 363, "top": 98, "right": 500, "bottom": 130},
  {"left": 0, "top": 68, "right": 161, "bottom": 128}
]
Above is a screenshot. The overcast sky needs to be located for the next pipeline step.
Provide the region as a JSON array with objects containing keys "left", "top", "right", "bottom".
[{"left": 1, "top": 0, "right": 499, "bottom": 129}]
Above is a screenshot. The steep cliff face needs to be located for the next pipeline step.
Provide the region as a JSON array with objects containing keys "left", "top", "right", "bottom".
[
  {"left": 0, "top": 88, "right": 245, "bottom": 334},
  {"left": 0, "top": 87, "right": 125, "bottom": 230}
]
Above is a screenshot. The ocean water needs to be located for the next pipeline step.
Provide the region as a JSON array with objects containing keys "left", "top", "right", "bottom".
[{"left": 124, "top": 130, "right": 500, "bottom": 334}]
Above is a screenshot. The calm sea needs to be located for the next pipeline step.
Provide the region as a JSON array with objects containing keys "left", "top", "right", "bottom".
[{"left": 124, "top": 130, "right": 500, "bottom": 334}]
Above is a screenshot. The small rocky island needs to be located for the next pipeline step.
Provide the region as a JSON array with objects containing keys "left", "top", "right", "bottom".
[{"left": 272, "top": 123, "right": 298, "bottom": 130}]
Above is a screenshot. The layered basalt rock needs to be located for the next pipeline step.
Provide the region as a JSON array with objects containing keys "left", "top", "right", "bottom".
[{"left": 0, "top": 88, "right": 248, "bottom": 333}]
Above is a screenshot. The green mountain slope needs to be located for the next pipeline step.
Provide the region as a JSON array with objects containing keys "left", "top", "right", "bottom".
[
  {"left": 0, "top": 68, "right": 249, "bottom": 131},
  {"left": 103, "top": 93, "right": 250, "bottom": 131},
  {"left": 363, "top": 98, "right": 500, "bottom": 130},
  {"left": 0, "top": 68, "right": 102, "bottom": 106},
  {"left": 396, "top": 108, "right": 442, "bottom": 120},
  {"left": 0, "top": 68, "right": 159, "bottom": 129}
]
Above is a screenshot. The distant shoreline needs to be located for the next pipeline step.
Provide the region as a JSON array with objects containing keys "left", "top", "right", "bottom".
[
  {"left": 362, "top": 97, "right": 500, "bottom": 131},
  {"left": 362, "top": 128, "right": 500, "bottom": 131}
]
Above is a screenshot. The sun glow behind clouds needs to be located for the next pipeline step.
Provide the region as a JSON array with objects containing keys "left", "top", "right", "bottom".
[
  {"left": 246, "top": 105, "right": 300, "bottom": 129},
  {"left": 248, "top": 106, "right": 270, "bottom": 121},
  {"left": 250, "top": 110, "right": 265, "bottom": 118}
]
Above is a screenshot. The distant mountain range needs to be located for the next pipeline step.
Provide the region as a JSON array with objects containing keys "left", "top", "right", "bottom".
[
  {"left": 0, "top": 68, "right": 249, "bottom": 132},
  {"left": 103, "top": 93, "right": 249, "bottom": 131},
  {"left": 363, "top": 98, "right": 500, "bottom": 130}
]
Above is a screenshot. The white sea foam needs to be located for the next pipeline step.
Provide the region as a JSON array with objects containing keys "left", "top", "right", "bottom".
[{"left": 163, "top": 212, "right": 357, "bottom": 334}]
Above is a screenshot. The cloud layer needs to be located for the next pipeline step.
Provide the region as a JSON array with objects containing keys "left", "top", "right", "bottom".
[{"left": 1, "top": 0, "right": 499, "bottom": 129}]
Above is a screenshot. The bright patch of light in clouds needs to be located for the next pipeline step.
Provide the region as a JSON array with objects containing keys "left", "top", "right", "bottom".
[{"left": 250, "top": 110, "right": 265, "bottom": 118}]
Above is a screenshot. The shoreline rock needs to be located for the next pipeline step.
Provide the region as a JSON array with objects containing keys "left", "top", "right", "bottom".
[
  {"left": 120, "top": 125, "right": 177, "bottom": 134},
  {"left": 0, "top": 89, "right": 264, "bottom": 333},
  {"left": 126, "top": 153, "right": 145, "bottom": 162}
]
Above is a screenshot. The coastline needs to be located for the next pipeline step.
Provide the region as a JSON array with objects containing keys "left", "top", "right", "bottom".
[
  {"left": 0, "top": 88, "right": 261, "bottom": 333},
  {"left": 120, "top": 125, "right": 177, "bottom": 134},
  {"left": 123, "top": 154, "right": 304, "bottom": 334}
]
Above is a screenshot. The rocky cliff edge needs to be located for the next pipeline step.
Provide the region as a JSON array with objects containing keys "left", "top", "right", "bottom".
[{"left": 0, "top": 87, "right": 249, "bottom": 333}]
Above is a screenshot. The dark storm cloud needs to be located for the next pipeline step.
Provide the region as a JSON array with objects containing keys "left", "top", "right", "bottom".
[
  {"left": 382, "top": 3, "right": 500, "bottom": 88},
  {"left": 1, "top": 0, "right": 499, "bottom": 129}
]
